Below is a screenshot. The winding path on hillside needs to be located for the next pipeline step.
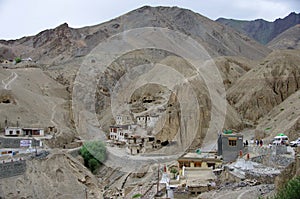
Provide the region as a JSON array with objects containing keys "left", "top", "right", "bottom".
[
  {"left": 2, "top": 72, "right": 18, "bottom": 90},
  {"left": 50, "top": 103, "right": 58, "bottom": 126},
  {"left": 205, "top": 185, "right": 262, "bottom": 199}
]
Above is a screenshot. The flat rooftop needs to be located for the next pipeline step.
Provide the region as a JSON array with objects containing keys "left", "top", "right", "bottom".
[{"left": 178, "top": 152, "right": 222, "bottom": 161}]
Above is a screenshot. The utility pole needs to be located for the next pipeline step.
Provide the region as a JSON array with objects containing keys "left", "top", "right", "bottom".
[
  {"left": 156, "top": 163, "right": 160, "bottom": 196},
  {"left": 84, "top": 188, "right": 88, "bottom": 199},
  {"left": 33, "top": 138, "right": 37, "bottom": 156},
  {"left": 4, "top": 116, "right": 8, "bottom": 127}
]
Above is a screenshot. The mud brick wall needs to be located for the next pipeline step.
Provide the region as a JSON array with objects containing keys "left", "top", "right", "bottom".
[{"left": 0, "top": 160, "right": 26, "bottom": 179}]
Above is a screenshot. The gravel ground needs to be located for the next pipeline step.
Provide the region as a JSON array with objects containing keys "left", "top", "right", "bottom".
[{"left": 198, "top": 184, "right": 275, "bottom": 199}]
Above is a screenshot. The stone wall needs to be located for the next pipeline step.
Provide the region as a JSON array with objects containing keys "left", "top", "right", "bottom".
[
  {"left": 0, "top": 137, "right": 40, "bottom": 148},
  {"left": 68, "top": 148, "right": 80, "bottom": 158},
  {"left": 245, "top": 171, "right": 279, "bottom": 184},
  {"left": 274, "top": 145, "right": 287, "bottom": 155},
  {"left": 249, "top": 145, "right": 288, "bottom": 156},
  {"left": 0, "top": 160, "right": 26, "bottom": 179},
  {"left": 275, "top": 146, "right": 300, "bottom": 189},
  {"left": 249, "top": 145, "right": 270, "bottom": 156}
]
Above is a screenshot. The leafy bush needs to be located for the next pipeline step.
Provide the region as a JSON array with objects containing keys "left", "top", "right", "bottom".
[
  {"left": 88, "top": 158, "right": 99, "bottom": 173},
  {"left": 272, "top": 176, "right": 300, "bottom": 199},
  {"left": 79, "top": 141, "right": 106, "bottom": 173},
  {"left": 14, "top": 57, "right": 21, "bottom": 64},
  {"left": 132, "top": 193, "right": 142, "bottom": 198},
  {"left": 170, "top": 168, "right": 178, "bottom": 174},
  {"left": 170, "top": 167, "right": 178, "bottom": 179}
]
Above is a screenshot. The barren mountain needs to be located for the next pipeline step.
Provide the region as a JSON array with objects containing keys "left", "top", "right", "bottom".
[
  {"left": 268, "top": 24, "right": 300, "bottom": 50},
  {"left": 217, "top": 12, "right": 300, "bottom": 44},
  {"left": 212, "top": 56, "right": 256, "bottom": 89},
  {"left": 0, "top": 67, "right": 69, "bottom": 127},
  {"left": 256, "top": 89, "right": 300, "bottom": 140},
  {"left": 0, "top": 23, "right": 83, "bottom": 64},
  {"left": 0, "top": 6, "right": 270, "bottom": 66},
  {"left": 227, "top": 50, "right": 300, "bottom": 124}
]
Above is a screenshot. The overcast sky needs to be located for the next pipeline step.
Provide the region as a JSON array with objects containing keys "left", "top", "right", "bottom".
[{"left": 0, "top": 0, "right": 299, "bottom": 40}]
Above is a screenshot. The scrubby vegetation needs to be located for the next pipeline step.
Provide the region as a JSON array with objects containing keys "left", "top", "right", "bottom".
[
  {"left": 79, "top": 141, "right": 106, "bottom": 173},
  {"left": 14, "top": 57, "right": 21, "bottom": 64},
  {"left": 272, "top": 176, "right": 300, "bottom": 199},
  {"left": 132, "top": 193, "right": 142, "bottom": 198}
]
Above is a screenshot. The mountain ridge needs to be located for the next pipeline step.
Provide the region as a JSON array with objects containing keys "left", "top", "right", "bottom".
[
  {"left": 0, "top": 6, "right": 270, "bottom": 64},
  {"left": 268, "top": 24, "right": 300, "bottom": 49},
  {"left": 217, "top": 12, "right": 300, "bottom": 45}
]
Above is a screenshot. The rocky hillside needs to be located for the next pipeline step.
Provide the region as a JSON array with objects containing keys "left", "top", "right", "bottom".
[
  {"left": 0, "top": 151, "right": 102, "bottom": 198},
  {"left": 227, "top": 50, "right": 300, "bottom": 129},
  {"left": 268, "top": 24, "right": 300, "bottom": 50},
  {"left": 0, "top": 23, "right": 84, "bottom": 64},
  {"left": 217, "top": 12, "right": 300, "bottom": 45},
  {"left": 0, "top": 6, "right": 270, "bottom": 66}
]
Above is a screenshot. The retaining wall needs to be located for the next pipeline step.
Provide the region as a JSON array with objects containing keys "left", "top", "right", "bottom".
[
  {"left": 0, "top": 160, "right": 26, "bottom": 179},
  {"left": 0, "top": 137, "right": 40, "bottom": 148}
]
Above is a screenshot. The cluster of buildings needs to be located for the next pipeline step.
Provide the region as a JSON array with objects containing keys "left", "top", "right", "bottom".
[
  {"left": 108, "top": 114, "right": 161, "bottom": 155},
  {"left": 108, "top": 116, "right": 248, "bottom": 196},
  {"left": 108, "top": 114, "right": 247, "bottom": 161},
  {"left": 0, "top": 124, "right": 54, "bottom": 157},
  {"left": 155, "top": 130, "right": 246, "bottom": 198}
]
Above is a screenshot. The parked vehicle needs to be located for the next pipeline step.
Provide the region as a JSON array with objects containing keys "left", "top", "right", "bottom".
[
  {"left": 290, "top": 138, "right": 300, "bottom": 147},
  {"left": 272, "top": 135, "right": 289, "bottom": 145}
]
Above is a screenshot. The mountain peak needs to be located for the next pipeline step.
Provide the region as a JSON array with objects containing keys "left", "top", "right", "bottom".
[
  {"left": 217, "top": 12, "right": 300, "bottom": 44},
  {"left": 57, "top": 22, "right": 69, "bottom": 29}
]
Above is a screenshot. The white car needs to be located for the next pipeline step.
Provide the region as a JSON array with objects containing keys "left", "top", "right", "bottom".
[
  {"left": 272, "top": 135, "right": 289, "bottom": 145},
  {"left": 290, "top": 138, "right": 300, "bottom": 147}
]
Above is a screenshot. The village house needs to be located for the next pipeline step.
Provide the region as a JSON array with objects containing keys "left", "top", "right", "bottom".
[
  {"left": 143, "top": 136, "right": 157, "bottom": 150},
  {"left": 177, "top": 152, "right": 222, "bottom": 170},
  {"left": 136, "top": 114, "right": 159, "bottom": 128},
  {"left": 116, "top": 114, "right": 131, "bottom": 125},
  {"left": 109, "top": 124, "right": 133, "bottom": 142},
  {"left": 126, "top": 135, "right": 144, "bottom": 155},
  {"left": 22, "top": 128, "right": 44, "bottom": 136},
  {"left": 109, "top": 114, "right": 136, "bottom": 142},
  {"left": 175, "top": 152, "right": 221, "bottom": 195},
  {"left": 217, "top": 131, "right": 244, "bottom": 162},
  {"left": 125, "top": 135, "right": 157, "bottom": 155},
  {"left": 184, "top": 167, "right": 217, "bottom": 195},
  {"left": 4, "top": 127, "right": 44, "bottom": 137},
  {"left": 4, "top": 127, "right": 22, "bottom": 136}
]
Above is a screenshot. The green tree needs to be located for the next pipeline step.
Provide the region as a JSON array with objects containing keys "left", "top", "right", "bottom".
[
  {"left": 170, "top": 168, "right": 178, "bottom": 179},
  {"left": 272, "top": 176, "right": 300, "bottom": 199},
  {"left": 88, "top": 158, "right": 99, "bottom": 173},
  {"left": 79, "top": 141, "right": 106, "bottom": 173}
]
